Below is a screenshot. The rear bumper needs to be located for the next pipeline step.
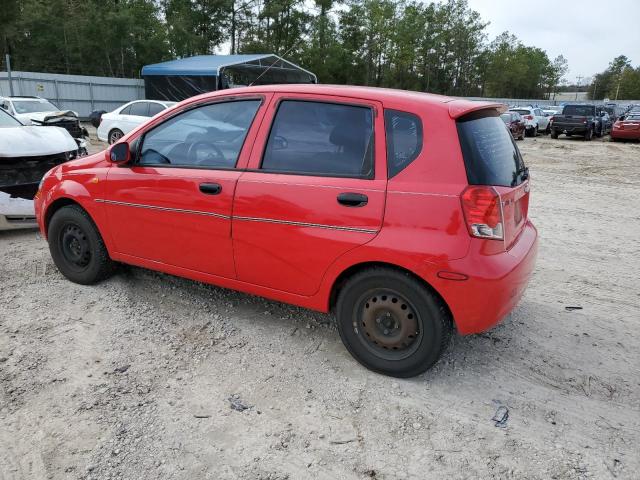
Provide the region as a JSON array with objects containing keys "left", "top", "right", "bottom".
[
  {"left": 554, "top": 124, "right": 588, "bottom": 134},
  {"left": 611, "top": 129, "right": 640, "bottom": 139},
  {"left": 433, "top": 221, "right": 538, "bottom": 335}
]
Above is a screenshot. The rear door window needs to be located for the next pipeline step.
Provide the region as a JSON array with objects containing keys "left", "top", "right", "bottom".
[
  {"left": 384, "top": 109, "right": 423, "bottom": 178},
  {"left": 261, "top": 100, "right": 374, "bottom": 178},
  {"left": 130, "top": 102, "right": 149, "bottom": 117},
  {"left": 457, "top": 111, "right": 527, "bottom": 187}
]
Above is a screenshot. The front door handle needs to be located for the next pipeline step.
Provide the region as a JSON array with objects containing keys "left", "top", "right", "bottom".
[
  {"left": 199, "top": 183, "right": 222, "bottom": 195},
  {"left": 337, "top": 192, "right": 368, "bottom": 207}
]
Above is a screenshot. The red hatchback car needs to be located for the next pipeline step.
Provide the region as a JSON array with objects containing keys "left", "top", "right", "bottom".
[{"left": 35, "top": 85, "right": 537, "bottom": 377}]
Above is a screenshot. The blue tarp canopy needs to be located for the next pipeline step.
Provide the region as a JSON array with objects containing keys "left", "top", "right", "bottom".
[
  {"left": 143, "top": 54, "right": 272, "bottom": 76},
  {"left": 142, "top": 54, "right": 317, "bottom": 100},
  {"left": 142, "top": 54, "right": 316, "bottom": 79}
]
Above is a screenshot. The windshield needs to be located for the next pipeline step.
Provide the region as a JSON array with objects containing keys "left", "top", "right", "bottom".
[
  {"left": 12, "top": 99, "right": 59, "bottom": 114},
  {"left": 457, "top": 112, "right": 527, "bottom": 187},
  {"left": 624, "top": 114, "right": 640, "bottom": 121},
  {"left": 0, "top": 108, "right": 22, "bottom": 127},
  {"left": 562, "top": 105, "right": 595, "bottom": 116}
]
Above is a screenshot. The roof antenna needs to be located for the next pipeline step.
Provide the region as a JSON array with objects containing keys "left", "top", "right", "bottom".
[{"left": 248, "top": 43, "right": 298, "bottom": 87}]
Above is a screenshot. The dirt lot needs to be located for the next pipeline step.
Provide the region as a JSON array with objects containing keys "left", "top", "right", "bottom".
[{"left": 1, "top": 134, "right": 639, "bottom": 480}]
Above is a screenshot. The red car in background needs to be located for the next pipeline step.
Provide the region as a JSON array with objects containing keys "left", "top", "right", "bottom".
[
  {"left": 501, "top": 111, "right": 526, "bottom": 140},
  {"left": 34, "top": 85, "right": 538, "bottom": 378},
  {"left": 611, "top": 113, "right": 640, "bottom": 141}
]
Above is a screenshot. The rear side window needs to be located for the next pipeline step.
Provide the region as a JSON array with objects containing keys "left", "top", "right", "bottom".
[
  {"left": 261, "top": 100, "right": 374, "bottom": 178},
  {"left": 456, "top": 111, "right": 526, "bottom": 187},
  {"left": 120, "top": 105, "right": 132, "bottom": 115},
  {"left": 147, "top": 103, "right": 165, "bottom": 117},
  {"left": 130, "top": 102, "right": 149, "bottom": 116},
  {"left": 384, "top": 109, "right": 422, "bottom": 178}
]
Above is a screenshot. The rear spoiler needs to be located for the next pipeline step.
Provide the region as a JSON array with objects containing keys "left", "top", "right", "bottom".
[{"left": 448, "top": 100, "right": 507, "bottom": 119}]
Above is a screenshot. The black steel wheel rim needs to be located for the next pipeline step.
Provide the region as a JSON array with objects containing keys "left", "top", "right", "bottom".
[
  {"left": 353, "top": 289, "right": 423, "bottom": 361},
  {"left": 60, "top": 223, "right": 91, "bottom": 270}
]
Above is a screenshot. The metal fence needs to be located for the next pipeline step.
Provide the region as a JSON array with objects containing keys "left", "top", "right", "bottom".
[{"left": 0, "top": 71, "right": 144, "bottom": 119}]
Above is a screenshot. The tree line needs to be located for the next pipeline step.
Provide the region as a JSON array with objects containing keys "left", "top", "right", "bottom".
[
  {"left": 587, "top": 56, "right": 640, "bottom": 101},
  {"left": 1, "top": 0, "right": 631, "bottom": 99}
]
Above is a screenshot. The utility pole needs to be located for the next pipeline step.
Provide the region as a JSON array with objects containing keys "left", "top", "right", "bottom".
[
  {"left": 5, "top": 53, "right": 14, "bottom": 96},
  {"left": 575, "top": 75, "right": 583, "bottom": 101},
  {"left": 615, "top": 74, "right": 622, "bottom": 101}
]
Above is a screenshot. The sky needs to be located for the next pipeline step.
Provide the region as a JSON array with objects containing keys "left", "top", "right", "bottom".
[{"left": 465, "top": 0, "right": 640, "bottom": 84}]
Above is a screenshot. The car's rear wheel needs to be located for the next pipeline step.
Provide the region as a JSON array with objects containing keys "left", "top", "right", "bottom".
[
  {"left": 550, "top": 130, "right": 559, "bottom": 139},
  {"left": 336, "top": 268, "right": 452, "bottom": 378},
  {"left": 48, "top": 205, "right": 114, "bottom": 285},
  {"left": 108, "top": 129, "right": 124, "bottom": 144},
  {"left": 584, "top": 127, "right": 593, "bottom": 141}
]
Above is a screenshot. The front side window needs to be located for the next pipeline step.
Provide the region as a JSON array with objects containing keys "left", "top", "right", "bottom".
[
  {"left": 384, "top": 109, "right": 423, "bottom": 178},
  {"left": 261, "top": 100, "right": 374, "bottom": 177},
  {"left": 139, "top": 99, "right": 261, "bottom": 168}
]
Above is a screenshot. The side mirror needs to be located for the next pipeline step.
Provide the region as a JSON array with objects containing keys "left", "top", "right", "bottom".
[
  {"left": 271, "top": 135, "right": 288, "bottom": 150},
  {"left": 107, "top": 142, "right": 130, "bottom": 164}
]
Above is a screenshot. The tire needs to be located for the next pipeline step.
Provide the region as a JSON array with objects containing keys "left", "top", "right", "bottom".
[
  {"left": 108, "top": 129, "right": 124, "bottom": 144},
  {"left": 550, "top": 130, "right": 559, "bottom": 139},
  {"left": 584, "top": 127, "right": 593, "bottom": 141},
  {"left": 545, "top": 124, "right": 551, "bottom": 134},
  {"left": 533, "top": 126, "right": 539, "bottom": 137},
  {"left": 336, "top": 267, "right": 452, "bottom": 378},
  {"left": 525, "top": 127, "right": 533, "bottom": 137},
  {"left": 48, "top": 205, "right": 114, "bottom": 285}
]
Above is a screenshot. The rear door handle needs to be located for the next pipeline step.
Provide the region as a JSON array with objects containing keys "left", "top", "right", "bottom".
[
  {"left": 199, "top": 183, "right": 222, "bottom": 195},
  {"left": 337, "top": 192, "right": 368, "bottom": 207}
]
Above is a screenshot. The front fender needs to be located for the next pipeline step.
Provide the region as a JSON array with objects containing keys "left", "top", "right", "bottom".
[{"left": 38, "top": 172, "right": 112, "bottom": 252}]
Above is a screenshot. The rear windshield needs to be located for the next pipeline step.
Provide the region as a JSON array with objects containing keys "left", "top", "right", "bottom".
[
  {"left": 510, "top": 109, "right": 530, "bottom": 115},
  {"left": 457, "top": 111, "right": 527, "bottom": 187},
  {"left": 562, "top": 105, "right": 595, "bottom": 116},
  {"left": 500, "top": 113, "right": 512, "bottom": 123}
]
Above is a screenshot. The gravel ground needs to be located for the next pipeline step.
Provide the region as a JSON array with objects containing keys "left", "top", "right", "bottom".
[{"left": 1, "top": 134, "right": 639, "bottom": 480}]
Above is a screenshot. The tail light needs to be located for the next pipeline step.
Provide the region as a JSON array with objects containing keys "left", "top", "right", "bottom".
[
  {"left": 461, "top": 186, "right": 504, "bottom": 240},
  {"left": 524, "top": 115, "right": 533, "bottom": 120},
  {"left": 549, "top": 116, "right": 554, "bottom": 123}
]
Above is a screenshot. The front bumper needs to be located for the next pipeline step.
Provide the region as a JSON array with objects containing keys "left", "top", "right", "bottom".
[{"left": 432, "top": 221, "right": 538, "bottom": 335}]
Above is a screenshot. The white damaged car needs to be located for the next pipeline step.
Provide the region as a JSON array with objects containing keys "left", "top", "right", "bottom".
[{"left": 0, "top": 108, "right": 79, "bottom": 230}]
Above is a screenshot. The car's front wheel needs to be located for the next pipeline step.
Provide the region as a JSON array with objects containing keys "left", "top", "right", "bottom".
[
  {"left": 108, "top": 129, "right": 124, "bottom": 144},
  {"left": 48, "top": 205, "right": 114, "bottom": 284},
  {"left": 336, "top": 268, "right": 452, "bottom": 378}
]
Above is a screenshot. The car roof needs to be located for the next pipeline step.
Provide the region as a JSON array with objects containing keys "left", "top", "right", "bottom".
[{"left": 181, "top": 84, "right": 505, "bottom": 119}]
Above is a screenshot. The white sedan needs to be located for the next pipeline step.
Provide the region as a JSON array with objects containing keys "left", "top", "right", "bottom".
[{"left": 97, "top": 100, "right": 176, "bottom": 144}]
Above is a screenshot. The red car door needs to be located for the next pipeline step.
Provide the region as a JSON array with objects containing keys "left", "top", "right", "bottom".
[
  {"left": 102, "top": 95, "right": 269, "bottom": 278},
  {"left": 232, "top": 93, "right": 387, "bottom": 296}
]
